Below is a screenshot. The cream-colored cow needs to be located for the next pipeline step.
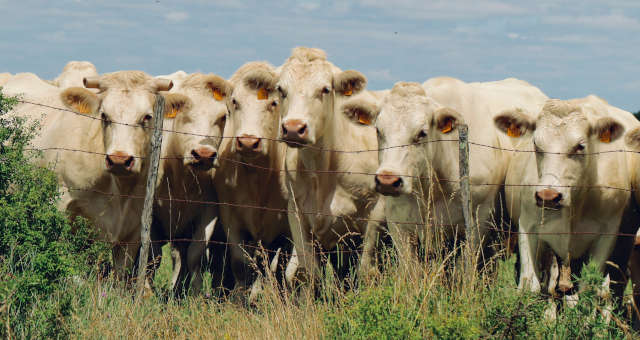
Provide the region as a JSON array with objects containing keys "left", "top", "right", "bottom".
[
  {"left": 6, "top": 71, "right": 173, "bottom": 278},
  {"left": 153, "top": 73, "right": 232, "bottom": 295},
  {"left": 53, "top": 61, "right": 99, "bottom": 88},
  {"left": 277, "top": 47, "right": 384, "bottom": 284},
  {"left": 495, "top": 97, "right": 629, "bottom": 294},
  {"left": 373, "top": 78, "right": 547, "bottom": 263},
  {"left": 213, "top": 62, "right": 294, "bottom": 299},
  {"left": 0, "top": 73, "right": 11, "bottom": 87}
]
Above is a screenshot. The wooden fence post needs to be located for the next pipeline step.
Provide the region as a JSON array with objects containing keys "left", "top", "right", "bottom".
[
  {"left": 458, "top": 124, "right": 476, "bottom": 269},
  {"left": 136, "top": 95, "right": 165, "bottom": 296}
]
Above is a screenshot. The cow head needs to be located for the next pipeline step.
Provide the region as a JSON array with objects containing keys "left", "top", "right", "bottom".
[
  {"left": 374, "top": 82, "right": 458, "bottom": 196},
  {"left": 277, "top": 47, "right": 366, "bottom": 148},
  {"left": 54, "top": 61, "right": 99, "bottom": 88},
  {"left": 166, "top": 74, "right": 231, "bottom": 170},
  {"left": 228, "top": 62, "right": 280, "bottom": 160},
  {"left": 60, "top": 71, "right": 173, "bottom": 176},
  {"left": 494, "top": 99, "right": 624, "bottom": 210}
]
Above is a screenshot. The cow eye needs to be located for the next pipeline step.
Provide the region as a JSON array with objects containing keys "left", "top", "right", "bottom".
[
  {"left": 271, "top": 99, "right": 279, "bottom": 107},
  {"left": 101, "top": 112, "right": 111, "bottom": 124},
  {"left": 277, "top": 85, "right": 287, "bottom": 99},
  {"left": 573, "top": 143, "right": 586, "bottom": 154},
  {"left": 143, "top": 114, "right": 153, "bottom": 121},
  {"left": 417, "top": 130, "right": 427, "bottom": 140},
  {"left": 322, "top": 86, "right": 331, "bottom": 94}
]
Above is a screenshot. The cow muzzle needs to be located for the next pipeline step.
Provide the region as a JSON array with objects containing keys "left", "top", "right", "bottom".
[
  {"left": 236, "top": 134, "right": 263, "bottom": 156},
  {"left": 375, "top": 171, "right": 403, "bottom": 196},
  {"left": 535, "top": 188, "right": 563, "bottom": 210},
  {"left": 281, "top": 119, "right": 309, "bottom": 147},
  {"left": 105, "top": 151, "right": 135, "bottom": 175},
  {"left": 189, "top": 146, "right": 218, "bottom": 170}
]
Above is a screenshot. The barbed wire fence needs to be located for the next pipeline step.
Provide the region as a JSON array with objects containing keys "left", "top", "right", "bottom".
[{"left": 8, "top": 98, "right": 640, "bottom": 294}]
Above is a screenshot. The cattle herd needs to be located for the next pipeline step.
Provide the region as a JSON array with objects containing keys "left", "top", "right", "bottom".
[{"left": 2, "top": 47, "right": 640, "bottom": 318}]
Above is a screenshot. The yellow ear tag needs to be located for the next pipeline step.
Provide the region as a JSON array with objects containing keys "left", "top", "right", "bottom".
[
  {"left": 257, "top": 88, "right": 268, "bottom": 100},
  {"left": 212, "top": 88, "right": 224, "bottom": 101},
  {"left": 344, "top": 84, "right": 353, "bottom": 96},
  {"left": 507, "top": 122, "right": 521, "bottom": 137},
  {"left": 165, "top": 107, "right": 179, "bottom": 118},
  {"left": 357, "top": 111, "right": 372, "bottom": 125},
  {"left": 600, "top": 128, "right": 611, "bottom": 143},
  {"left": 74, "top": 102, "right": 90, "bottom": 114},
  {"left": 440, "top": 118, "right": 453, "bottom": 134}
]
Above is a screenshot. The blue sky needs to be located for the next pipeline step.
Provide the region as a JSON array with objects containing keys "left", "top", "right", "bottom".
[{"left": 1, "top": 0, "right": 638, "bottom": 111}]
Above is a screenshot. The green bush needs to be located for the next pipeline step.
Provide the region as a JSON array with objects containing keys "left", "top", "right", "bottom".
[{"left": 0, "top": 89, "right": 108, "bottom": 338}]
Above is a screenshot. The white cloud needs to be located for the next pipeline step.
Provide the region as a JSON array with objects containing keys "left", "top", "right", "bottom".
[
  {"left": 165, "top": 11, "right": 189, "bottom": 22},
  {"left": 296, "top": 2, "right": 320, "bottom": 12},
  {"left": 357, "top": 0, "right": 524, "bottom": 19},
  {"left": 367, "top": 69, "right": 395, "bottom": 82},
  {"left": 507, "top": 32, "right": 519, "bottom": 39},
  {"left": 545, "top": 13, "right": 640, "bottom": 30},
  {"left": 39, "top": 31, "right": 69, "bottom": 43}
]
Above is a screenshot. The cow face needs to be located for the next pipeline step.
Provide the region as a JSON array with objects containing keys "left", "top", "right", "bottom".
[
  {"left": 277, "top": 48, "right": 366, "bottom": 147},
  {"left": 495, "top": 100, "right": 624, "bottom": 210},
  {"left": 166, "top": 74, "right": 231, "bottom": 170},
  {"left": 228, "top": 62, "right": 280, "bottom": 159},
  {"left": 60, "top": 71, "right": 173, "bottom": 176},
  {"left": 374, "top": 82, "right": 455, "bottom": 196}
]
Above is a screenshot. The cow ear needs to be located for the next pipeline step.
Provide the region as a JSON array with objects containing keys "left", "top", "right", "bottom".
[
  {"left": 163, "top": 93, "right": 192, "bottom": 119},
  {"left": 341, "top": 97, "right": 379, "bottom": 126},
  {"left": 334, "top": 70, "right": 367, "bottom": 97},
  {"left": 593, "top": 117, "right": 624, "bottom": 143},
  {"left": 625, "top": 127, "right": 640, "bottom": 150},
  {"left": 434, "top": 107, "right": 464, "bottom": 134},
  {"left": 243, "top": 65, "right": 278, "bottom": 100},
  {"left": 60, "top": 87, "right": 100, "bottom": 115},
  {"left": 204, "top": 75, "right": 233, "bottom": 102},
  {"left": 494, "top": 108, "right": 536, "bottom": 138}
]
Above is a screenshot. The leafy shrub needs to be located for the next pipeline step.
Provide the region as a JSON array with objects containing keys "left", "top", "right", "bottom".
[{"left": 0, "top": 89, "right": 108, "bottom": 338}]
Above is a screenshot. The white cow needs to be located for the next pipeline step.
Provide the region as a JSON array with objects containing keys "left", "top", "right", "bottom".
[
  {"left": 494, "top": 97, "right": 629, "bottom": 294},
  {"left": 0, "top": 73, "right": 11, "bottom": 87},
  {"left": 277, "top": 47, "right": 384, "bottom": 284},
  {"left": 53, "top": 61, "right": 99, "bottom": 89},
  {"left": 214, "top": 62, "right": 292, "bottom": 297},
  {"left": 373, "top": 78, "right": 547, "bottom": 263},
  {"left": 6, "top": 71, "right": 173, "bottom": 279},
  {"left": 153, "top": 73, "right": 232, "bottom": 295}
]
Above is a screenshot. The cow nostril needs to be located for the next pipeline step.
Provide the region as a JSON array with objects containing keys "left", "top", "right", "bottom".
[
  {"left": 298, "top": 125, "right": 306, "bottom": 136},
  {"left": 252, "top": 139, "right": 260, "bottom": 149},
  {"left": 392, "top": 177, "right": 403, "bottom": 188},
  {"left": 106, "top": 155, "right": 114, "bottom": 166},
  {"left": 553, "top": 193, "right": 563, "bottom": 203},
  {"left": 124, "top": 157, "right": 134, "bottom": 168},
  {"left": 282, "top": 124, "right": 288, "bottom": 136},
  {"left": 191, "top": 149, "right": 201, "bottom": 160},
  {"left": 210, "top": 151, "right": 217, "bottom": 160}
]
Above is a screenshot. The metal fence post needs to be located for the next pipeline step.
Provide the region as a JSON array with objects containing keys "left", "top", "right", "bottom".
[
  {"left": 136, "top": 95, "right": 165, "bottom": 296},
  {"left": 458, "top": 124, "right": 476, "bottom": 269}
]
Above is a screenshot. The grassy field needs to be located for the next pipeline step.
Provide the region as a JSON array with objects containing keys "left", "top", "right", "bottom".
[{"left": 39, "top": 244, "right": 633, "bottom": 339}]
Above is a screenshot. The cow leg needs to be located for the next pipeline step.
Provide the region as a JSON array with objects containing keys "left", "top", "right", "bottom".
[
  {"left": 286, "top": 198, "right": 320, "bottom": 287},
  {"left": 186, "top": 214, "right": 218, "bottom": 295},
  {"left": 385, "top": 195, "right": 421, "bottom": 266},
  {"left": 227, "top": 227, "right": 258, "bottom": 293},
  {"left": 170, "top": 241, "right": 190, "bottom": 297},
  {"left": 518, "top": 220, "right": 541, "bottom": 293},
  {"left": 112, "top": 243, "right": 139, "bottom": 282},
  {"left": 629, "top": 243, "right": 640, "bottom": 329},
  {"left": 359, "top": 198, "right": 385, "bottom": 280}
]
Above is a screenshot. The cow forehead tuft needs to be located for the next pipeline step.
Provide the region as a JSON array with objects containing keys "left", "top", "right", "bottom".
[
  {"left": 99, "top": 70, "right": 154, "bottom": 89},
  {"left": 289, "top": 47, "right": 327, "bottom": 63}
]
